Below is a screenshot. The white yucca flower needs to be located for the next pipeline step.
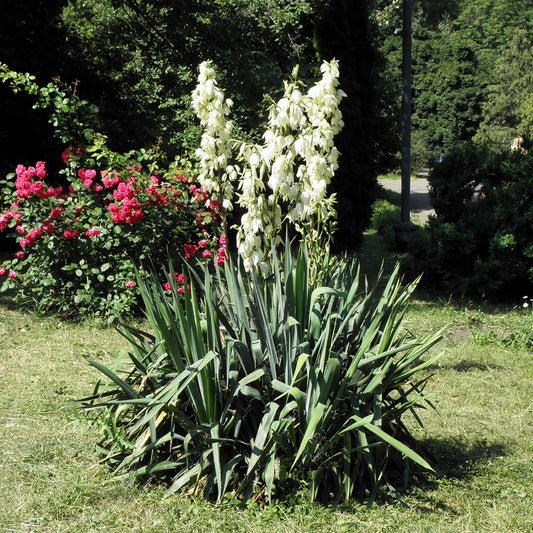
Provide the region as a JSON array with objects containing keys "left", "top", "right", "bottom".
[
  {"left": 191, "top": 61, "right": 236, "bottom": 208},
  {"left": 192, "top": 58, "right": 344, "bottom": 273}
]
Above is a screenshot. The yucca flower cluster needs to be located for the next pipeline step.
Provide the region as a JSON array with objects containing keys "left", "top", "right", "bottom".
[
  {"left": 191, "top": 60, "right": 238, "bottom": 213},
  {"left": 191, "top": 60, "right": 345, "bottom": 272}
]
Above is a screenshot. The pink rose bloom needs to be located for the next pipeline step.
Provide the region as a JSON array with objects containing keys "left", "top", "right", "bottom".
[
  {"left": 85, "top": 228, "right": 100, "bottom": 237},
  {"left": 150, "top": 176, "right": 159, "bottom": 184},
  {"left": 93, "top": 185, "right": 103, "bottom": 192},
  {"left": 16, "top": 226, "right": 26, "bottom": 235},
  {"left": 202, "top": 250, "right": 212, "bottom": 258},
  {"left": 102, "top": 170, "right": 121, "bottom": 188},
  {"left": 111, "top": 211, "right": 126, "bottom": 223},
  {"left": 209, "top": 200, "right": 222, "bottom": 213},
  {"left": 63, "top": 229, "right": 80, "bottom": 239},
  {"left": 0, "top": 267, "right": 6, "bottom": 275},
  {"left": 27, "top": 228, "right": 42, "bottom": 243},
  {"left": 83, "top": 179, "right": 93, "bottom": 188},
  {"left": 50, "top": 208, "right": 63, "bottom": 219},
  {"left": 198, "top": 239, "right": 208, "bottom": 247},
  {"left": 125, "top": 280, "right": 135, "bottom": 289},
  {"left": 8, "top": 271, "right": 17, "bottom": 278},
  {"left": 16, "top": 251, "right": 24, "bottom": 260},
  {"left": 19, "top": 239, "right": 29, "bottom": 249},
  {"left": 113, "top": 182, "right": 135, "bottom": 201},
  {"left": 42, "top": 221, "right": 55, "bottom": 233},
  {"left": 36, "top": 161, "right": 47, "bottom": 179},
  {"left": 126, "top": 209, "right": 144, "bottom": 225},
  {"left": 61, "top": 148, "right": 71, "bottom": 164},
  {"left": 30, "top": 181, "right": 45, "bottom": 195},
  {"left": 184, "top": 244, "right": 199, "bottom": 259},
  {"left": 85, "top": 169, "right": 96, "bottom": 179}
]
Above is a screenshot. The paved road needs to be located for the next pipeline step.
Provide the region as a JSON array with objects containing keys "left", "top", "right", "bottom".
[{"left": 379, "top": 175, "right": 434, "bottom": 225}]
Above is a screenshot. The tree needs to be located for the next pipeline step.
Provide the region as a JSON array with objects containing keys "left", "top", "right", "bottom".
[
  {"left": 0, "top": 0, "right": 71, "bottom": 178},
  {"left": 473, "top": 29, "right": 533, "bottom": 149},
  {"left": 411, "top": 30, "right": 484, "bottom": 165},
  {"left": 315, "top": 0, "right": 378, "bottom": 249}
]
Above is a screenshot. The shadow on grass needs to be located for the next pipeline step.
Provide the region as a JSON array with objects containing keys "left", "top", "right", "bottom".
[
  {"left": 335, "top": 437, "right": 508, "bottom": 511},
  {"left": 420, "top": 437, "right": 507, "bottom": 480},
  {"left": 450, "top": 360, "right": 507, "bottom": 372},
  {"left": 0, "top": 294, "right": 24, "bottom": 311},
  {"left": 427, "top": 359, "right": 508, "bottom": 373},
  {"left": 356, "top": 230, "right": 403, "bottom": 282}
]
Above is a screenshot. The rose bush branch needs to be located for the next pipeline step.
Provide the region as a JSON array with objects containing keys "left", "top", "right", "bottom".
[{"left": 0, "top": 62, "right": 98, "bottom": 146}]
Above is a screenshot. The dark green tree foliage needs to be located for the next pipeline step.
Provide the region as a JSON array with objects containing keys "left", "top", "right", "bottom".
[
  {"left": 454, "top": 0, "right": 533, "bottom": 63},
  {"left": 371, "top": 33, "right": 402, "bottom": 173},
  {"left": 59, "top": 0, "right": 323, "bottom": 154},
  {"left": 447, "top": 0, "right": 533, "bottom": 150},
  {"left": 474, "top": 29, "right": 533, "bottom": 149},
  {"left": 411, "top": 30, "right": 484, "bottom": 166},
  {"left": 369, "top": 1, "right": 464, "bottom": 172},
  {"left": 424, "top": 144, "right": 533, "bottom": 300},
  {"left": 371, "top": 0, "right": 533, "bottom": 171},
  {"left": 315, "top": 0, "right": 378, "bottom": 250}
]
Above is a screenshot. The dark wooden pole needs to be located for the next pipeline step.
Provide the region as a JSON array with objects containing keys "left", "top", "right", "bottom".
[{"left": 395, "top": 0, "right": 416, "bottom": 245}]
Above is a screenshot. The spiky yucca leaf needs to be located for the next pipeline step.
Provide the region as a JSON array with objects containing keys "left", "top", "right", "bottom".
[{"left": 77, "top": 243, "right": 442, "bottom": 503}]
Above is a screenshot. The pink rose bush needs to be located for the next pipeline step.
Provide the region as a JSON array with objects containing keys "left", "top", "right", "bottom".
[{"left": 0, "top": 149, "right": 225, "bottom": 320}]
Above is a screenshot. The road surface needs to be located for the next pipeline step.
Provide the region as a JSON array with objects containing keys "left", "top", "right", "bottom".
[{"left": 379, "top": 173, "right": 434, "bottom": 225}]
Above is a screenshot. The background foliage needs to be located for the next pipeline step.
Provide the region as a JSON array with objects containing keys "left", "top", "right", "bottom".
[
  {"left": 2, "top": 0, "right": 533, "bottom": 306},
  {"left": 422, "top": 145, "right": 533, "bottom": 299},
  {"left": 371, "top": 0, "right": 533, "bottom": 168}
]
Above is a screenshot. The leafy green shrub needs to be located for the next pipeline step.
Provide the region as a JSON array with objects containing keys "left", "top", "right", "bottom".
[
  {"left": 76, "top": 243, "right": 442, "bottom": 503},
  {"left": 424, "top": 143, "right": 533, "bottom": 299},
  {"left": 0, "top": 63, "right": 224, "bottom": 320},
  {"left": 0, "top": 149, "right": 224, "bottom": 320},
  {"left": 370, "top": 199, "right": 401, "bottom": 246}
]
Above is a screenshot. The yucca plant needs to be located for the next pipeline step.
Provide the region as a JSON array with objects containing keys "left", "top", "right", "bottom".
[{"left": 76, "top": 242, "right": 442, "bottom": 503}]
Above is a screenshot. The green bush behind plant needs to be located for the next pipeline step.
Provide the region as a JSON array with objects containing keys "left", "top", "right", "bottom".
[
  {"left": 0, "top": 149, "right": 223, "bottom": 320},
  {"left": 424, "top": 143, "right": 533, "bottom": 299},
  {"left": 76, "top": 242, "right": 442, "bottom": 503}
]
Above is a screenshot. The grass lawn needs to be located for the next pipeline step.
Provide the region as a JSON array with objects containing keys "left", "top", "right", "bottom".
[{"left": 1, "top": 234, "right": 532, "bottom": 532}]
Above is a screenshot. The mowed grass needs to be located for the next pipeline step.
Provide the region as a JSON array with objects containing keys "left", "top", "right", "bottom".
[{"left": 1, "top": 252, "right": 532, "bottom": 532}]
